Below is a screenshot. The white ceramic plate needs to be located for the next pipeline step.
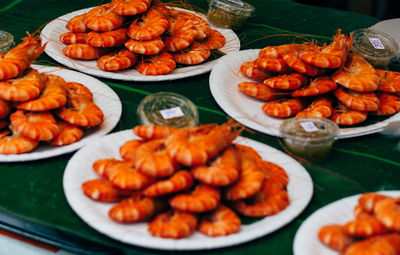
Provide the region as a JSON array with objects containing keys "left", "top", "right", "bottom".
[
  {"left": 40, "top": 7, "right": 240, "bottom": 82},
  {"left": 209, "top": 49, "right": 400, "bottom": 139},
  {"left": 63, "top": 129, "right": 313, "bottom": 251},
  {"left": 0, "top": 65, "right": 122, "bottom": 162},
  {"left": 293, "top": 190, "right": 400, "bottom": 255}
]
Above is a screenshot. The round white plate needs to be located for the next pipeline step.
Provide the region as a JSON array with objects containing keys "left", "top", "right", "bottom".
[
  {"left": 293, "top": 190, "right": 400, "bottom": 255},
  {"left": 41, "top": 7, "right": 240, "bottom": 82},
  {"left": 63, "top": 129, "right": 313, "bottom": 251},
  {"left": 209, "top": 49, "right": 400, "bottom": 139},
  {"left": 0, "top": 65, "right": 122, "bottom": 162}
]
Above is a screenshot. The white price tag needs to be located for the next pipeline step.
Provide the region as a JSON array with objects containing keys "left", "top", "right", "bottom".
[
  {"left": 300, "top": 121, "right": 319, "bottom": 132},
  {"left": 369, "top": 38, "right": 385, "bottom": 49},
  {"left": 160, "top": 106, "right": 184, "bottom": 119}
]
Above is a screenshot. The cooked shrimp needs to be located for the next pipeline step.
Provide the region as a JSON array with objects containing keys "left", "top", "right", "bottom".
[
  {"left": 148, "top": 210, "right": 198, "bottom": 239},
  {"left": 0, "top": 128, "right": 39, "bottom": 154},
  {"left": 198, "top": 205, "right": 241, "bottom": 237},
  {"left": 66, "top": 13, "right": 89, "bottom": 33},
  {"left": 262, "top": 98, "right": 304, "bottom": 117},
  {"left": 92, "top": 158, "right": 123, "bottom": 177},
  {"left": 9, "top": 110, "right": 59, "bottom": 141},
  {"left": 318, "top": 224, "right": 355, "bottom": 251},
  {"left": 49, "top": 121, "right": 83, "bottom": 146},
  {"left": 0, "top": 68, "right": 46, "bottom": 102},
  {"left": 133, "top": 125, "right": 177, "bottom": 139},
  {"left": 124, "top": 37, "right": 164, "bottom": 55},
  {"left": 166, "top": 121, "right": 242, "bottom": 166},
  {"left": 300, "top": 29, "right": 353, "bottom": 68},
  {"left": 127, "top": 8, "right": 169, "bottom": 41},
  {"left": 176, "top": 10, "right": 210, "bottom": 40},
  {"left": 172, "top": 42, "right": 210, "bottom": 65},
  {"left": 163, "top": 16, "right": 196, "bottom": 52},
  {"left": 377, "top": 69, "right": 400, "bottom": 93},
  {"left": 87, "top": 28, "right": 128, "bottom": 48},
  {"left": 358, "top": 193, "right": 390, "bottom": 213},
  {"left": 334, "top": 88, "right": 380, "bottom": 112},
  {"left": 82, "top": 178, "right": 131, "bottom": 202},
  {"left": 331, "top": 105, "right": 368, "bottom": 126},
  {"left": 170, "top": 184, "right": 220, "bottom": 213},
  {"left": 59, "top": 32, "right": 88, "bottom": 44},
  {"left": 144, "top": 170, "right": 193, "bottom": 197},
  {"left": 135, "top": 51, "right": 176, "bottom": 75},
  {"left": 198, "top": 29, "right": 225, "bottom": 50},
  {"left": 106, "top": 160, "right": 155, "bottom": 190},
  {"left": 344, "top": 214, "right": 388, "bottom": 237},
  {"left": 110, "top": 0, "right": 151, "bottom": 16},
  {"left": 264, "top": 73, "right": 308, "bottom": 90},
  {"left": 97, "top": 48, "right": 137, "bottom": 71},
  {"left": 0, "top": 98, "right": 11, "bottom": 119},
  {"left": 259, "top": 44, "right": 297, "bottom": 59},
  {"left": 255, "top": 57, "right": 291, "bottom": 73},
  {"left": 296, "top": 97, "right": 333, "bottom": 118},
  {"left": 192, "top": 146, "right": 240, "bottom": 186},
  {"left": 374, "top": 197, "right": 400, "bottom": 232},
  {"left": 239, "top": 61, "right": 271, "bottom": 81},
  {"left": 14, "top": 74, "right": 67, "bottom": 111},
  {"left": 109, "top": 192, "right": 163, "bottom": 222},
  {"left": 238, "top": 82, "right": 288, "bottom": 101},
  {"left": 332, "top": 53, "right": 379, "bottom": 92},
  {"left": 84, "top": 4, "right": 124, "bottom": 32},
  {"left": 261, "top": 160, "right": 289, "bottom": 187},
  {"left": 56, "top": 82, "right": 103, "bottom": 127},
  {"left": 292, "top": 76, "right": 337, "bottom": 97},
  {"left": 0, "top": 33, "right": 45, "bottom": 80},
  {"left": 225, "top": 144, "right": 264, "bottom": 200},
  {"left": 341, "top": 233, "right": 400, "bottom": 255},
  {"left": 372, "top": 92, "right": 400, "bottom": 116},
  {"left": 133, "top": 138, "right": 178, "bottom": 178},
  {"left": 63, "top": 44, "right": 104, "bottom": 60},
  {"left": 119, "top": 139, "right": 144, "bottom": 161},
  {"left": 283, "top": 46, "right": 324, "bottom": 76}
]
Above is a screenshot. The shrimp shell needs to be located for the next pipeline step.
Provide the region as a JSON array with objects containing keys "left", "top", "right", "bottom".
[
  {"left": 84, "top": 4, "right": 124, "bottom": 32},
  {"left": 63, "top": 44, "right": 104, "bottom": 60},
  {"left": 0, "top": 129, "right": 39, "bottom": 154},
  {"left": 291, "top": 76, "right": 337, "bottom": 97},
  {"left": 198, "top": 205, "right": 241, "bottom": 237},
  {"left": 343, "top": 214, "right": 388, "bottom": 237},
  {"left": 144, "top": 170, "right": 193, "bottom": 197},
  {"left": 135, "top": 51, "right": 176, "bottom": 75},
  {"left": 119, "top": 139, "right": 144, "bottom": 161},
  {"left": 296, "top": 97, "right": 333, "bottom": 118},
  {"left": 97, "top": 48, "right": 137, "bottom": 71},
  {"left": 264, "top": 73, "right": 308, "bottom": 90},
  {"left": 261, "top": 160, "right": 289, "bottom": 187},
  {"left": 374, "top": 197, "right": 400, "bottom": 232},
  {"left": 318, "top": 224, "right": 355, "bottom": 251},
  {"left": 239, "top": 61, "right": 271, "bottom": 81},
  {"left": 255, "top": 57, "right": 291, "bottom": 73},
  {"left": 163, "top": 16, "right": 196, "bottom": 52},
  {"left": 341, "top": 233, "right": 400, "bottom": 255},
  {"left": 169, "top": 184, "right": 221, "bottom": 213},
  {"left": 59, "top": 32, "right": 88, "bottom": 44},
  {"left": 377, "top": 69, "right": 400, "bottom": 93},
  {"left": 110, "top": 0, "right": 151, "bottom": 16},
  {"left": 127, "top": 8, "right": 169, "bottom": 41},
  {"left": 198, "top": 29, "right": 225, "bottom": 50},
  {"left": 282, "top": 46, "right": 323, "bottom": 76},
  {"left": 176, "top": 10, "right": 211, "bottom": 40},
  {"left": 92, "top": 158, "right": 123, "bottom": 177},
  {"left": 124, "top": 37, "right": 164, "bottom": 55},
  {"left": 331, "top": 106, "right": 368, "bottom": 126},
  {"left": 172, "top": 43, "right": 210, "bottom": 65},
  {"left": 87, "top": 28, "right": 128, "bottom": 48},
  {"left": 66, "top": 13, "right": 89, "bottom": 32},
  {"left": 334, "top": 88, "right": 380, "bottom": 112},
  {"left": 262, "top": 98, "right": 304, "bottom": 118},
  {"left": 82, "top": 178, "right": 131, "bottom": 202},
  {"left": 372, "top": 92, "right": 400, "bottom": 116},
  {"left": 259, "top": 44, "right": 297, "bottom": 59},
  {"left": 238, "top": 82, "right": 288, "bottom": 101},
  {"left": 133, "top": 125, "right": 177, "bottom": 139},
  {"left": 148, "top": 210, "right": 198, "bottom": 239},
  {"left": 49, "top": 121, "right": 83, "bottom": 146}
]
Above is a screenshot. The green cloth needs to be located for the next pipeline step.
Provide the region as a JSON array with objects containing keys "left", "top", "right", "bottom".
[{"left": 1, "top": 0, "right": 399, "bottom": 254}]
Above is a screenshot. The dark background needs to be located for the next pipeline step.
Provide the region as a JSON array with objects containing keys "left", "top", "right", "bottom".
[{"left": 295, "top": 0, "right": 400, "bottom": 20}]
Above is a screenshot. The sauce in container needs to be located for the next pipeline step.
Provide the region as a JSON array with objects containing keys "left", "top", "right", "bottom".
[
  {"left": 0, "top": 30, "right": 15, "bottom": 54},
  {"left": 351, "top": 28, "right": 399, "bottom": 69},
  {"left": 137, "top": 92, "right": 199, "bottom": 128},
  {"left": 207, "top": 0, "right": 255, "bottom": 30},
  {"left": 280, "top": 117, "right": 339, "bottom": 162}
]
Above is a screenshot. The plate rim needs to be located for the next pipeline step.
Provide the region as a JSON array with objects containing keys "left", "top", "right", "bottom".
[
  {"left": 41, "top": 7, "right": 241, "bottom": 82},
  {"left": 209, "top": 49, "right": 400, "bottom": 139},
  {"left": 63, "top": 129, "right": 314, "bottom": 251},
  {"left": 0, "top": 64, "right": 122, "bottom": 162}
]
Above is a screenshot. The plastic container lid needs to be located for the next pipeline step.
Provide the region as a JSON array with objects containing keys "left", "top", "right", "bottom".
[
  {"left": 351, "top": 28, "right": 399, "bottom": 68},
  {"left": 208, "top": 0, "right": 255, "bottom": 15},
  {"left": 0, "top": 30, "right": 15, "bottom": 54},
  {"left": 137, "top": 92, "right": 199, "bottom": 128}
]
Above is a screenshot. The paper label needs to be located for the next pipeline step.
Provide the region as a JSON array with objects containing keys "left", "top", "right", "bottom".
[
  {"left": 369, "top": 38, "right": 385, "bottom": 49},
  {"left": 300, "top": 121, "right": 319, "bottom": 132},
  {"left": 160, "top": 106, "right": 184, "bottom": 119}
]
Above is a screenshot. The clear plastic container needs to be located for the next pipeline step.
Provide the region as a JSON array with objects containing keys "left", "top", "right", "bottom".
[
  {"left": 207, "top": 0, "right": 255, "bottom": 30},
  {"left": 280, "top": 117, "right": 339, "bottom": 162},
  {"left": 137, "top": 92, "right": 199, "bottom": 128},
  {"left": 0, "top": 30, "right": 15, "bottom": 54},
  {"left": 352, "top": 28, "right": 399, "bottom": 69}
]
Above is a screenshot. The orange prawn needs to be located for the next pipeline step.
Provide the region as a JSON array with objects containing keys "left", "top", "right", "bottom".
[
  {"left": 238, "top": 82, "right": 288, "bottom": 101},
  {"left": 198, "top": 205, "right": 241, "bottom": 237},
  {"left": 59, "top": 32, "right": 88, "bottom": 44},
  {"left": 358, "top": 193, "right": 390, "bottom": 213},
  {"left": 282, "top": 45, "right": 324, "bottom": 76},
  {"left": 318, "top": 224, "right": 355, "bottom": 251},
  {"left": 132, "top": 125, "right": 177, "bottom": 139},
  {"left": 372, "top": 92, "right": 400, "bottom": 116},
  {"left": 344, "top": 214, "right": 388, "bottom": 237},
  {"left": 49, "top": 121, "right": 83, "bottom": 146},
  {"left": 374, "top": 197, "right": 400, "bottom": 232},
  {"left": 376, "top": 69, "right": 400, "bottom": 93},
  {"left": 163, "top": 16, "right": 196, "bottom": 52},
  {"left": 260, "top": 160, "right": 289, "bottom": 187},
  {"left": 262, "top": 98, "right": 304, "bottom": 118},
  {"left": 258, "top": 44, "right": 297, "bottom": 59},
  {"left": 82, "top": 178, "right": 131, "bottom": 202},
  {"left": 291, "top": 76, "right": 337, "bottom": 97},
  {"left": 144, "top": 170, "right": 193, "bottom": 197},
  {"left": 341, "top": 234, "right": 400, "bottom": 255},
  {"left": 86, "top": 28, "right": 128, "bottom": 48},
  {"left": 175, "top": 10, "right": 211, "bottom": 40},
  {"left": 331, "top": 104, "right": 368, "bottom": 126},
  {"left": 66, "top": 13, "right": 89, "bottom": 33},
  {"left": 84, "top": 4, "right": 124, "bottom": 32},
  {"left": 255, "top": 57, "right": 291, "bottom": 73},
  {"left": 198, "top": 29, "right": 225, "bottom": 50},
  {"left": 148, "top": 210, "right": 198, "bottom": 239},
  {"left": 63, "top": 44, "right": 105, "bottom": 60},
  {"left": 97, "top": 48, "right": 137, "bottom": 71},
  {"left": 0, "top": 128, "right": 39, "bottom": 154},
  {"left": 239, "top": 61, "right": 271, "bottom": 81},
  {"left": 127, "top": 8, "right": 169, "bottom": 41},
  {"left": 296, "top": 97, "right": 333, "bottom": 118},
  {"left": 264, "top": 73, "right": 308, "bottom": 90},
  {"left": 110, "top": 0, "right": 152, "bottom": 16},
  {"left": 124, "top": 37, "right": 164, "bottom": 55},
  {"left": 334, "top": 88, "right": 380, "bottom": 112},
  {"left": 172, "top": 42, "right": 210, "bottom": 65},
  {"left": 119, "top": 139, "right": 144, "bottom": 161},
  {"left": 92, "top": 158, "right": 123, "bottom": 177},
  {"left": 135, "top": 51, "right": 176, "bottom": 75}
]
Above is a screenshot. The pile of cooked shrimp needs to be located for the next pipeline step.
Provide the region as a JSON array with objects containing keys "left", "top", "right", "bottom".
[
  {"left": 238, "top": 29, "right": 400, "bottom": 126},
  {"left": 82, "top": 121, "right": 290, "bottom": 239},
  {"left": 318, "top": 192, "right": 400, "bottom": 254},
  {"left": 0, "top": 34, "right": 104, "bottom": 155},
  {"left": 60, "top": 0, "right": 226, "bottom": 75}
]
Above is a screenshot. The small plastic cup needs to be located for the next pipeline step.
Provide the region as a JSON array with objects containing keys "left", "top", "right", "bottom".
[
  {"left": 137, "top": 92, "right": 199, "bottom": 128},
  {"left": 207, "top": 0, "right": 255, "bottom": 30},
  {"left": 351, "top": 28, "right": 399, "bottom": 69},
  {"left": 0, "top": 30, "right": 15, "bottom": 54},
  {"left": 279, "top": 117, "right": 339, "bottom": 162}
]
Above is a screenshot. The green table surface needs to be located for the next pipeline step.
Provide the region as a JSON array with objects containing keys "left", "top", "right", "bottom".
[{"left": 1, "top": 0, "right": 400, "bottom": 254}]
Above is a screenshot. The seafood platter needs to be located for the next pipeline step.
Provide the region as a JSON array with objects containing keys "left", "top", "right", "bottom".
[
  {"left": 41, "top": 0, "right": 240, "bottom": 81},
  {"left": 210, "top": 29, "right": 400, "bottom": 138}
]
